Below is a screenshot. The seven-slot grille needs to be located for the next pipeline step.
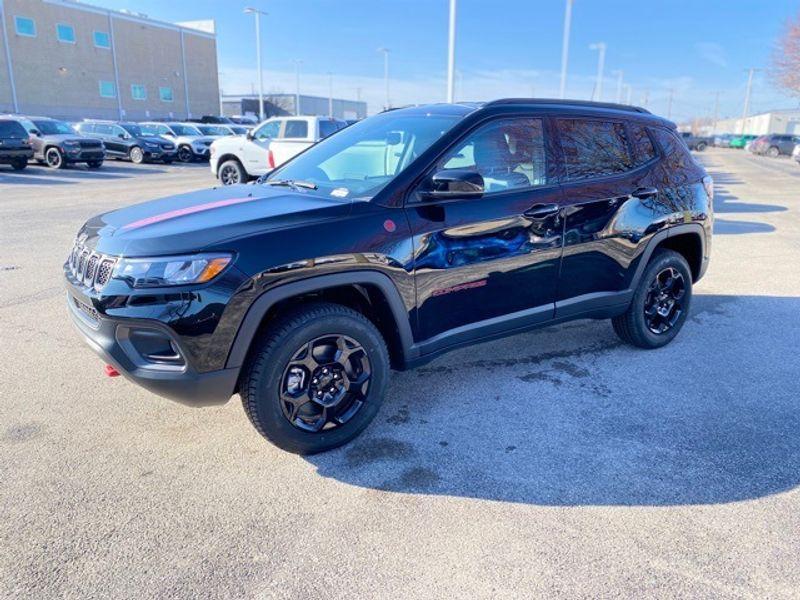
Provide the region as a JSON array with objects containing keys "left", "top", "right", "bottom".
[
  {"left": 67, "top": 241, "right": 117, "bottom": 290},
  {"left": 79, "top": 140, "right": 103, "bottom": 149}
]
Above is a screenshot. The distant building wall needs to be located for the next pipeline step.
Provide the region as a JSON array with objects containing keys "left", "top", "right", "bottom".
[
  {"left": 222, "top": 94, "right": 367, "bottom": 120},
  {"left": 0, "top": 0, "right": 219, "bottom": 120},
  {"left": 713, "top": 111, "right": 800, "bottom": 136}
]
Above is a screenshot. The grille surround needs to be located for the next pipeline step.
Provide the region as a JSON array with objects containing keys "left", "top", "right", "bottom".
[{"left": 67, "top": 240, "right": 117, "bottom": 291}]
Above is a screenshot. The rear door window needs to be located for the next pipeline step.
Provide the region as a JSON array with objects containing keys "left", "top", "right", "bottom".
[
  {"left": 283, "top": 120, "right": 308, "bottom": 139},
  {"left": 629, "top": 124, "right": 657, "bottom": 165},
  {"left": 557, "top": 119, "right": 632, "bottom": 180},
  {"left": 0, "top": 120, "right": 27, "bottom": 138}
]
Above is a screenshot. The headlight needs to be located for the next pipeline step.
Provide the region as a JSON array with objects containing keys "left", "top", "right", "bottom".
[
  {"left": 112, "top": 253, "right": 232, "bottom": 288},
  {"left": 63, "top": 141, "right": 79, "bottom": 148}
]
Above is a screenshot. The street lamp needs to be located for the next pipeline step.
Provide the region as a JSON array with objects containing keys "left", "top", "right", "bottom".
[
  {"left": 559, "top": 0, "right": 574, "bottom": 99},
  {"left": 447, "top": 0, "right": 457, "bottom": 103},
  {"left": 327, "top": 71, "right": 333, "bottom": 118},
  {"left": 612, "top": 69, "right": 623, "bottom": 104},
  {"left": 589, "top": 42, "right": 605, "bottom": 102},
  {"left": 243, "top": 7, "right": 267, "bottom": 121},
  {"left": 292, "top": 59, "right": 302, "bottom": 116},
  {"left": 377, "top": 47, "right": 390, "bottom": 110}
]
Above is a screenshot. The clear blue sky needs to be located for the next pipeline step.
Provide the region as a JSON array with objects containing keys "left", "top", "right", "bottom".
[{"left": 99, "top": 0, "right": 800, "bottom": 119}]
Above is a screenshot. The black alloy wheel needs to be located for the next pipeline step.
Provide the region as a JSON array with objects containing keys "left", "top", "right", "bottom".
[
  {"left": 643, "top": 267, "right": 686, "bottom": 334},
  {"left": 177, "top": 146, "right": 194, "bottom": 163},
  {"left": 219, "top": 160, "right": 245, "bottom": 185},
  {"left": 280, "top": 334, "right": 371, "bottom": 432}
]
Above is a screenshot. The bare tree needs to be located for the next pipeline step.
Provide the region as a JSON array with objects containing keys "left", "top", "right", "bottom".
[{"left": 771, "top": 13, "right": 800, "bottom": 96}]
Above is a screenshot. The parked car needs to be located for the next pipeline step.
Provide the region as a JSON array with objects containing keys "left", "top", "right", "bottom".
[
  {"left": 14, "top": 116, "right": 105, "bottom": 169},
  {"left": 678, "top": 131, "right": 711, "bottom": 151},
  {"left": 210, "top": 116, "right": 348, "bottom": 185},
  {"left": 713, "top": 134, "right": 734, "bottom": 148},
  {"left": 196, "top": 115, "right": 235, "bottom": 125},
  {"left": 75, "top": 121, "right": 176, "bottom": 164},
  {"left": 64, "top": 99, "right": 713, "bottom": 454},
  {"left": 140, "top": 122, "right": 214, "bottom": 162},
  {"left": 729, "top": 134, "right": 758, "bottom": 149},
  {"left": 195, "top": 124, "right": 243, "bottom": 139},
  {"left": 0, "top": 118, "right": 33, "bottom": 170},
  {"left": 230, "top": 115, "right": 259, "bottom": 126},
  {"left": 750, "top": 133, "right": 800, "bottom": 157}
]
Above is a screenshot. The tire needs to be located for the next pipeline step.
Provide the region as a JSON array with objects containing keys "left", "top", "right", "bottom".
[
  {"left": 11, "top": 159, "right": 27, "bottom": 171},
  {"left": 612, "top": 249, "right": 693, "bottom": 349},
  {"left": 240, "top": 302, "right": 390, "bottom": 454},
  {"left": 767, "top": 146, "right": 780, "bottom": 158},
  {"left": 129, "top": 146, "right": 144, "bottom": 164},
  {"left": 695, "top": 141, "right": 707, "bottom": 152},
  {"left": 218, "top": 159, "right": 246, "bottom": 185},
  {"left": 177, "top": 146, "right": 194, "bottom": 163},
  {"left": 45, "top": 147, "right": 65, "bottom": 169},
  {"left": 86, "top": 160, "right": 103, "bottom": 169}
]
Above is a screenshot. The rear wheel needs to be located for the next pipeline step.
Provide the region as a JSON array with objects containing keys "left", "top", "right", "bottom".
[
  {"left": 767, "top": 146, "right": 780, "bottom": 158},
  {"left": 612, "top": 249, "right": 693, "bottom": 349},
  {"left": 177, "top": 146, "right": 194, "bottom": 163},
  {"left": 129, "top": 146, "right": 144, "bottom": 164},
  {"left": 45, "top": 147, "right": 65, "bottom": 169},
  {"left": 240, "top": 302, "right": 389, "bottom": 454},
  {"left": 695, "top": 141, "right": 707, "bottom": 151},
  {"left": 218, "top": 159, "right": 246, "bottom": 185}
]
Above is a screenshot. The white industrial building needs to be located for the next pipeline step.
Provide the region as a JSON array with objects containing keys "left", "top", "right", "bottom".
[{"left": 712, "top": 109, "right": 800, "bottom": 136}]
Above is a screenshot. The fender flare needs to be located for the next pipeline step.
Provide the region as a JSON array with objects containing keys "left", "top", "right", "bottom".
[
  {"left": 225, "top": 270, "right": 416, "bottom": 369},
  {"left": 629, "top": 223, "right": 706, "bottom": 290}
]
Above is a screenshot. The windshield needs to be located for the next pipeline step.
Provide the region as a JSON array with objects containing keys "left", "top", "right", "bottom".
[
  {"left": 33, "top": 120, "right": 75, "bottom": 135},
  {"left": 198, "top": 125, "right": 230, "bottom": 136},
  {"left": 169, "top": 124, "right": 201, "bottom": 136},
  {"left": 267, "top": 112, "right": 461, "bottom": 200},
  {"left": 121, "top": 124, "right": 145, "bottom": 137}
]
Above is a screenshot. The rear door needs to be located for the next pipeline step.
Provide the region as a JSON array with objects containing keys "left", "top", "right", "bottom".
[
  {"left": 408, "top": 115, "right": 563, "bottom": 348},
  {"left": 93, "top": 124, "right": 120, "bottom": 155},
  {"left": 553, "top": 117, "right": 660, "bottom": 315}
]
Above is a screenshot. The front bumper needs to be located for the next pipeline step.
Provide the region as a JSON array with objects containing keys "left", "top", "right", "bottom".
[{"left": 65, "top": 277, "right": 238, "bottom": 407}]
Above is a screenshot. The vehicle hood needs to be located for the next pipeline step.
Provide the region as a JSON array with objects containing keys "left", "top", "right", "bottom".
[
  {"left": 137, "top": 135, "right": 171, "bottom": 145},
  {"left": 43, "top": 134, "right": 95, "bottom": 144},
  {"left": 80, "top": 184, "right": 352, "bottom": 256},
  {"left": 171, "top": 135, "right": 214, "bottom": 145}
]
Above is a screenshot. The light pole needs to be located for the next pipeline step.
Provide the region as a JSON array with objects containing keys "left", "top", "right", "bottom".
[
  {"left": 292, "top": 59, "right": 302, "bottom": 116},
  {"left": 741, "top": 67, "right": 760, "bottom": 134},
  {"left": 559, "top": 0, "right": 574, "bottom": 99},
  {"left": 244, "top": 7, "right": 267, "bottom": 121},
  {"left": 624, "top": 84, "right": 632, "bottom": 105},
  {"left": 613, "top": 69, "right": 623, "bottom": 103},
  {"left": 327, "top": 71, "right": 333, "bottom": 118},
  {"left": 378, "top": 47, "right": 390, "bottom": 110},
  {"left": 589, "top": 42, "right": 605, "bottom": 101},
  {"left": 447, "top": 0, "right": 457, "bottom": 103},
  {"left": 667, "top": 88, "right": 674, "bottom": 120}
]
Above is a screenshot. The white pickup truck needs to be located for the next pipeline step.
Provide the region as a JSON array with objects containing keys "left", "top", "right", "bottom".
[{"left": 210, "top": 116, "right": 348, "bottom": 185}]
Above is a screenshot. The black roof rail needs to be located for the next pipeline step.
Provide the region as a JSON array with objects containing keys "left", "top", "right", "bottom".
[{"left": 484, "top": 98, "right": 652, "bottom": 115}]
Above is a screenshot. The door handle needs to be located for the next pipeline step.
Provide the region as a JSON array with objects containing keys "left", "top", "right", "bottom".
[
  {"left": 524, "top": 203, "right": 560, "bottom": 218},
  {"left": 632, "top": 186, "right": 658, "bottom": 199}
]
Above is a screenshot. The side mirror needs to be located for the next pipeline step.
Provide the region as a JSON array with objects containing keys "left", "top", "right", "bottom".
[
  {"left": 246, "top": 130, "right": 255, "bottom": 141},
  {"left": 419, "top": 169, "right": 484, "bottom": 200},
  {"left": 118, "top": 133, "right": 127, "bottom": 139},
  {"left": 30, "top": 129, "right": 41, "bottom": 137}
]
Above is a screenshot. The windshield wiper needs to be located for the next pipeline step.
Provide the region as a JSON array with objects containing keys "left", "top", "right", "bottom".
[{"left": 264, "top": 179, "right": 318, "bottom": 191}]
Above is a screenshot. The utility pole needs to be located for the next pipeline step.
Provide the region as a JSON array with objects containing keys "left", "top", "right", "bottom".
[
  {"left": 243, "top": 7, "right": 267, "bottom": 121},
  {"left": 292, "top": 59, "right": 302, "bottom": 116},
  {"left": 624, "top": 84, "right": 632, "bottom": 105},
  {"left": 589, "top": 42, "right": 606, "bottom": 101},
  {"left": 327, "top": 72, "right": 333, "bottom": 118},
  {"left": 613, "top": 69, "right": 623, "bottom": 103},
  {"left": 641, "top": 88, "right": 649, "bottom": 108},
  {"left": 667, "top": 88, "right": 674, "bottom": 120},
  {"left": 377, "top": 47, "right": 390, "bottom": 110},
  {"left": 446, "top": 0, "right": 457, "bottom": 103},
  {"left": 559, "top": 0, "right": 573, "bottom": 99},
  {"left": 741, "top": 68, "right": 760, "bottom": 134}
]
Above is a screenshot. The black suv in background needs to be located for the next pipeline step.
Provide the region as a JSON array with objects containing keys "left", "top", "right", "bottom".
[
  {"left": 0, "top": 118, "right": 33, "bottom": 170},
  {"left": 75, "top": 121, "right": 176, "bottom": 164},
  {"left": 15, "top": 116, "right": 105, "bottom": 169},
  {"left": 65, "top": 99, "right": 713, "bottom": 454}
]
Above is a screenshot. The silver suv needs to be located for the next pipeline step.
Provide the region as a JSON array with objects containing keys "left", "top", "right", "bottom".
[{"left": 14, "top": 116, "right": 105, "bottom": 169}]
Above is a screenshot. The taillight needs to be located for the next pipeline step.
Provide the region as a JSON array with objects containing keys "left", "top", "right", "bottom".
[
  {"left": 267, "top": 149, "right": 275, "bottom": 169},
  {"left": 702, "top": 175, "right": 714, "bottom": 202}
]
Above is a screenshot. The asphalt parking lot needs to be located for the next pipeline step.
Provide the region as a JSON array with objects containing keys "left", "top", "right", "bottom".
[{"left": 1, "top": 149, "right": 799, "bottom": 599}]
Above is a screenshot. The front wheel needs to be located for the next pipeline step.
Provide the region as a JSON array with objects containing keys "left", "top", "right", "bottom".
[
  {"left": 45, "top": 147, "right": 65, "bottom": 169},
  {"left": 612, "top": 249, "right": 693, "bottom": 349},
  {"left": 129, "top": 146, "right": 144, "bottom": 164},
  {"left": 177, "top": 146, "right": 194, "bottom": 163},
  {"left": 767, "top": 146, "right": 780, "bottom": 158},
  {"left": 695, "top": 141, "right": 707, "bottom": 152},
  {"left": 240, "top": 302, "right": 390, "bottom": 454},
  {"left": 218, "top": 159, "right": 246, "bottom": 185}
]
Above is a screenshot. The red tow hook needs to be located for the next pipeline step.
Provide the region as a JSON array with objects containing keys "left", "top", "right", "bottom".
[{"left": 104, "top": 364, "right": 120, "bottom": 377}]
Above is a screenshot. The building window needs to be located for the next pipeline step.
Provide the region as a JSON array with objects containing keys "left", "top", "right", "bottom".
[
  {"left": 56, "top": 23, "right": 76, "bottom": 44},
  {"left": 99, "top": 80, "right": 116, "bottom": 98},
  {"left": 93, "top": 31, "right": 110, "bottom": 49},
  {"left": 14, "top": 16, "right": 36, "bottom": 37},
  {"left": 131, "top": 84, "right": 147, "bottom": 101},
  {"left": 159, "top": 87, "right": 174, "bottom": 103}
]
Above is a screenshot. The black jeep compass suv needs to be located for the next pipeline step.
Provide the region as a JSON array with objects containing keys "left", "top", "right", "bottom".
[{"left": 64, "top": 99, "right": 713, "bottom": 454}]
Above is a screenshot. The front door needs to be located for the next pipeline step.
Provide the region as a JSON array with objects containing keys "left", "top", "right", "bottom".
[
  {"left": 408, "top": 116, "right": 563, "bottom": 350},
  {"left": 243, "top": 120, "right": 281, "bottom": 175}
]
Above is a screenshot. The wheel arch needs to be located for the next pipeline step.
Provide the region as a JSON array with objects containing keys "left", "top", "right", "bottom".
[
  {"left": 216, "top": 153, "right": 245, "bottom": 175},
  {"left": 225, "top": 271, "right": 415, "bottom": 373},
  {"left": 632, "top": 224, "right": 706, "bottom": 287}
]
